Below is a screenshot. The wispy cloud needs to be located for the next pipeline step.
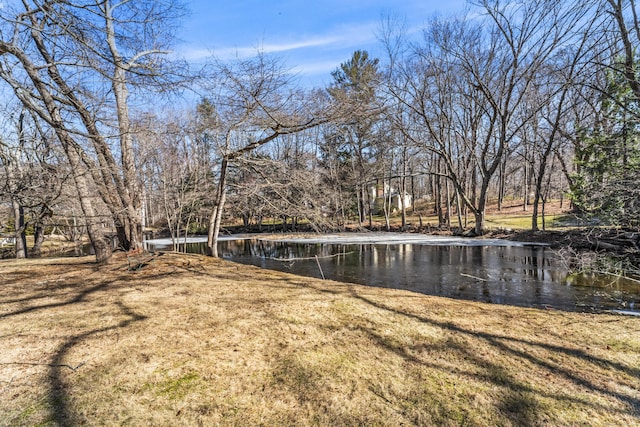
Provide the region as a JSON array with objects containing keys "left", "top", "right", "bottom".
[
  {"left": 180, "top": 22, "right": 380, "bottom": 62},
  {"left": 291, "top": 59, "right": 345, "bottom": 76},
  {"left": 212, "top": 36, "right": 343, "bottom": 61}
]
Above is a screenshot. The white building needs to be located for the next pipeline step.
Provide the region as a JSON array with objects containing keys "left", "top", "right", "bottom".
[{"left": 370, "top": 182, "right": 412, "bottom": 213}]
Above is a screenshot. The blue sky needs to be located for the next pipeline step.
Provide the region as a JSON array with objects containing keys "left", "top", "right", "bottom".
[{"left": 176, "top": 0, "right": 469, "bottom": 87}]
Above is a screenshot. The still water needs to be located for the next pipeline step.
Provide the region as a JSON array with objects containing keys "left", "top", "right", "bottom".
[{"left": 144, "top": 237, "right": 640, "bottom": 314}]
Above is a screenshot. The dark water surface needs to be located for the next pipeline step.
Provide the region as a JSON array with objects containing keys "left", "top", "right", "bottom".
[{"left": 143, "top": 238, "right": 640, "bottom": 314}]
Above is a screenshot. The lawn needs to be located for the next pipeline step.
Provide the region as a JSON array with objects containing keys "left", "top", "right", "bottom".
[
  {"left": 1, "top": 252, "right": 639, "bottom": 426},
  {"left": 362, "top": 200, "right": 573, "bottom": 232}
]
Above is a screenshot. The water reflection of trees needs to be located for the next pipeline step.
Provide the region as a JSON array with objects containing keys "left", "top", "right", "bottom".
[{"left": 162, "top": 239, "right": 639, "bottom": 313}]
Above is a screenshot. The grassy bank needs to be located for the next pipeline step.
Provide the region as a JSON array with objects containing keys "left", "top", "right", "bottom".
[
  {"left": 1, "top": 253, "right": 639, "bottom": 426},
  {"left": 0, "top": 235, "right": 87, "bottom": 260}
]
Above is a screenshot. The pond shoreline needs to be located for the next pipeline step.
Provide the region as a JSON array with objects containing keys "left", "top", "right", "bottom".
[
  {"left": 215, "top": 226, "right": 640, "bottom": 271},
  {"left": 144, "top": 232, "right": 640, "bottom": 315},
  {"left": 146, "top": 231, "right": 546, "bottom": 247},
  {"left": 490, "top": 228, "right": 640, "bottom": 280},
  {"left": 0, "top": 239, "right": 88, "bottom": 260},
  {"left": 217, "top": 224, "right": 639, "bottom": 251},
  {"left": 3, "top": 227, "right": 639, "bottom": 277}
]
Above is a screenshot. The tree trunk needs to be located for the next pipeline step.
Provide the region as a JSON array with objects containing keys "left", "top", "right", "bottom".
[
  {"left": 72, "top": 151, "right": 112, "bottom": 264},
  {"left": 367, "top": 185, "right": 373, "bottom": 229},
  {"left": 445, "top": 177, "right": 452, "bottom": 229},
  {"left": 474, "top": 210, "right": 486, "bottom": 236},
  {"left": 497, "top": 156, "right": 506, "bottom": 211},
  {"left": 455, "top": 187, "right": 464, "bottom": 231},
  {"left": 111, "top": 67, "right": 142, "bottom": 251},
  {"left": 475, "top": 182, "right": 490, "bottom": 236},
  {"left": 32, "top": 221, "right": 46, "bottom": 257},
  {"left": 105, "top": 2, "right": 143, "bottom": 252},
  {"left": 385, "top": 178, "right": 392, "bottom": 231},
  {"left": 207, "top": 157, "right": 229, "bottom": 257},
  {"left": 532, "top": 186, "right": 542, "bottom": 231},
  {"left": 435, "top": 165, "right": 444, "bottom": 225},
  {"left": 400, "top": 158, "right": 407, "bottom": 230},
  {"left": 358, "top": 184, "right": 366, "bottom": 225},
  {"left": 30, "top": 206, "right": 50, "bottom": 257},
  {"left": 12, "top": 199, "right": 27, "bottom": 259}
]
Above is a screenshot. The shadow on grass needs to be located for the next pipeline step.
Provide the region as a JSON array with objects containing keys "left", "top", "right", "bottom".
[
  {"left": 291, "top": 278, "right": 640, "bottom": 424},
  {"left": 48, "top": 301, "right": 147, "bottom": 426},
  {"left": 0, "top": 262, "right": 154, "bottom": 425},
  {"left": 350, "top": 287, "right": 639, "bottom": 423},
  {"left": 0, "top": 281, "right": 114, "bottom": 319},
  {"left": 174, "top": 256, "right": 640, "bottom": 423},
  {"left": 9, "top": 254, "right": 635, "bottom": 424},
  {"left": 0, "top": 272, "right": 40, "bottom": 288}
]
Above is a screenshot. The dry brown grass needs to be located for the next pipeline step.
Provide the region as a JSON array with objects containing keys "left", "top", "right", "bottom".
[
  {"left": 1, "top": 252, "right": 639, "bottom": 426},
  {"left": 375, "top": 199, "right": 570, "bottom": 231}
]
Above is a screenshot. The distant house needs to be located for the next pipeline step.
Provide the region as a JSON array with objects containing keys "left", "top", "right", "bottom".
[
  {"left": 390, "top": 192, "right": 413, "bottom": 211},
  {"left": 371, "top": 181, "right": 412, "bottom": 214}
]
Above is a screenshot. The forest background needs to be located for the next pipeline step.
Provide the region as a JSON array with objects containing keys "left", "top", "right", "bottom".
[{"left": 1, "top": 0, "right": 639, "bottom": 265}]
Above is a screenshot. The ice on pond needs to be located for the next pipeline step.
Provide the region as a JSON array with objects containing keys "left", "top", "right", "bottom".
[
  {"left": 264, "top": 232, "right": 545, "bottom": 247},
  {"left": 145, "top": 232, "right": 546, "bottom": 247}
]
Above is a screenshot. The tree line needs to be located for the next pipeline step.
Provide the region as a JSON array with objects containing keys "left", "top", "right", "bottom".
[{"left": 1, "top": 0, "right": 639, "bottom": 263}]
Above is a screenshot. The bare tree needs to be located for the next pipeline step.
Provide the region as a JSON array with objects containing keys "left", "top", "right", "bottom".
[
  {"left": 0, "top": 0, "right": 187, "bottom": 262},
  {"left": 135, "top": 110, "right": 213, "bottom": 247},
  {"left": 229, "top": 129, "right": 341, "bottom": 232},
  {"left": 0, "top": 99, "right": 70, "bottom": 258},
  {"left": 529, "top": 10, "right": 601, "bottom": 231},
  {"left": 385, "top": 1, "right": 594, "bottom": 235},
  {"left": 201, "top": 54, "right": 328, "bottom": 257},
  {"left": 606, "top": 0, "right": 640, "bottom": 103}
]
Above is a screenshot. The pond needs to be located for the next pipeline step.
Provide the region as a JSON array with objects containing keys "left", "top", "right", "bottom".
[{"left": 143, "top": 234, "right": 640, "bottom": 315}]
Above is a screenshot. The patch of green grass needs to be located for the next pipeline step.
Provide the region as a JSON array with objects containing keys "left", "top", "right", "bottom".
[
  {"left": 12, "top": 400, "right": 45, "bottom": 425},
  {"left": 484, "top": 214, "right": 533, "bottom": 229},
  {"left": 144, "top": 372, "right": 201, "bottom": 400},
  {"left": 480, "top": 212, "right": 570, "bottom": 230},
  {"left": 605, "top": 337, "right": 640, "bottom": 353}
]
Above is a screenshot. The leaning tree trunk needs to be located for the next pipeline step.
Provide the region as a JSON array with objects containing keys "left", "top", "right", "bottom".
[
  {"left": 21, "top": 21, "right": 136, "bottom": 255},
  {"left": 67, "top": 146, "right": 112, "bottom": 264},
  {"left": 1, "top": 27, "right": 111, "bottom": 263}
]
